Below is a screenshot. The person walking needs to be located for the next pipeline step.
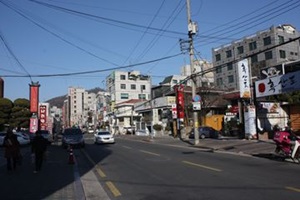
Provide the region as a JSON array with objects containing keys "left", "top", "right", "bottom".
[
  {"left": 3, "top": 128, "right": 21, "bottom": 172},
  {"left": 31, "top": 130, "right": 48, "bottom": 173}
]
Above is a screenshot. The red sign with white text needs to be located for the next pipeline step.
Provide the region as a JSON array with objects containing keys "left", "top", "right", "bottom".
[
  {"left": 39, "top": 105, "right": 47, "bottom": 130},
  {"left": 175, "top": 85, "right": 184, "bottom": 120},
  {"left": 30, "top": 84, "right": 39, "bottom": 113}
]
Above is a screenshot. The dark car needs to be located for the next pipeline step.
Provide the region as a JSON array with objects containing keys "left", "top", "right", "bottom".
[
  {"left": 62, "top": 128, "right": 85, "bottom": 148},
  {"left": 189, "top": 126, "right": 221, "bottom": 139}
]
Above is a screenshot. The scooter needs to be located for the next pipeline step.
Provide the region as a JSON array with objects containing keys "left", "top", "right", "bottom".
[{"left": 273, "top": 131, "right": 300, "bottom": 163}]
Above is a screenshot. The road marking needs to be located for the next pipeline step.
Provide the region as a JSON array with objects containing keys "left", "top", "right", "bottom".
[
  {"left": 106, "top": 181, "right": 122, "bottom": 197},
  {"left": 285, "top": 186, "right": 300, "bottom": 192},
  {"left": 122, "top": 145, "right": 132, "bottom": 149},
  {"left": 182, "top": 160, "right": 222, "bottom": 172},
  {"left": 81, "top": 149, "right": 106, "bottom": 178},
  {"left": 140, "top": 150, "right": 160, "bottom": 156}
]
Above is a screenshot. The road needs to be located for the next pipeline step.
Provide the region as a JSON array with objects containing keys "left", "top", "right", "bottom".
[
  {"left": 83, "top": 135, "right": 300, "bottom": 200},
  {"left": 0, "top": 135, "right": 299, "bottom": 200}
]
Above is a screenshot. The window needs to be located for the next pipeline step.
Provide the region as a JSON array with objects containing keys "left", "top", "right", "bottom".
[
  {"left": 138, "top": 94, "right": 146, "bottom": 100},
  {"left": 120, "top": 84, "right": 126, "bottom": 89},
  {"left": 172, "top": 79, "right": 178, "bottom": 84},
  {"left": 141, "top": 85, "right": 146, "bottom": 90},
  {"left": 279, "top": 50, "right": 286, "bottom": 59},
  {"left": 249, "top": 41, "right": 257, "bottom": 51},
  {"left": 227, "top": 62, "right": 233, "bottom": 70},
  {"left": 216, "top": 78, "right": 223, "bottom": 86},
  {"left": 251, "top": 55, "right": 258, "bottom": 63},
  {"left": 215, "top": 54, "right": 221, "bottom": 61},
  {"left": 237, "top": 46, "right": 244, "bottom": 54},
  {"left": 130, "top": 84, "right": 136, "bottom": 90},
  {"left": 265, "top": 51, "right": 273, "bottom": 60},
  {"left": 226, "top": 50, "right": 232, "bottom": 58},
  {"left": 120, "top": 93, "right": 129, "bottom": 99},
  {"left": 216, "top": 65, "right": 222, "bottom": 73},
  {"left": 263, "top": 36, "right": 271, "bottom": 46},
  {"left": 120, "top": 75, "right": 126, "bottom": 80},
  {"left": 228, "top": 75, "right": 234, "bottom": 83},
  {"left": 278, "top": 35, "right": 284, "bottom": 44}
]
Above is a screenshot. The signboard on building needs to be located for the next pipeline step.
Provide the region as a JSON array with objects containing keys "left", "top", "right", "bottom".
[
  {"left": 29, "top": 117, "right": 38, "bottom": 133},
  {"left": 238, "top": 59, "right": 251, "bottom": 99},
  {"left": 255, "top": 71, "right": 300, "bottom": 98},
  {"left": 172, "top": 104, "right": 177, "bottom": 119},
  {"left": 255, "top": 75, "right": 282, "bottom": 98}
]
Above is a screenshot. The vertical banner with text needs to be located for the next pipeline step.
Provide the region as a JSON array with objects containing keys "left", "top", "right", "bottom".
[
  {"left": 29, "top": 82, "right": 40, "bottom": 113},
  {"left": 238, "top": 59, "right": 251, "bottom": 99}
]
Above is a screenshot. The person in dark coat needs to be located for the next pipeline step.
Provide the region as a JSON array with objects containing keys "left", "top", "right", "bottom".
[
  {"left": 3, "top": 129, "right": 20, "bottom": 172},
  {"left": 31, "top": 130, "right": 48, "bottom": 173}
]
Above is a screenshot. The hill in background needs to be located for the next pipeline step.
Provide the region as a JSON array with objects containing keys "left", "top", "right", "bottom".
[{"left": 46, "top": 87, "right": 105, "bottom": 108}]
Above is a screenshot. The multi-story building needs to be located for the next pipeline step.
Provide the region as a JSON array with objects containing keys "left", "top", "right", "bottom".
[
  {"left": 106, "top": 70, "right": 151, "bottom": 108},
  {"left": 212, "top": 24, "right": 300, "bottom": 92},
  {"left": 105, "top": 70, "right": 151, "bottom": 134},
  {"left": 181, "top": 60, "right": 215, "bottom": 88}
]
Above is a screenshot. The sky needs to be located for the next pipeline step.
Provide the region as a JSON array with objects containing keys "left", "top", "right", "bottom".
[{"left": 0, "top": 0, "right": 299, "bottom": 102}]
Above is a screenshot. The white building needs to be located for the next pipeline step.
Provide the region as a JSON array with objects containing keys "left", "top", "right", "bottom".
[{"left": 181, "top": 60, "right": 215, "bottom": 88}]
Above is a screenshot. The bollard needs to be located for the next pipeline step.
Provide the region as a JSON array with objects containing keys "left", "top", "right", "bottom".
[{"left": 68, "top": 146, "right": 75, "bottom": 165}]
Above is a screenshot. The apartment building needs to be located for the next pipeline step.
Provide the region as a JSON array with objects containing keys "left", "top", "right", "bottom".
[
  {"left": 106, "top": 70, "right": 151, "bottom": 106},
  {"left": 212, "top": 24, "right": 300, "bottom": 92}
]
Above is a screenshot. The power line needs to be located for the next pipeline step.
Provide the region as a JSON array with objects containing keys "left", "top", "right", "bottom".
[{"left": 0, "top": 52, "right": 184, "bottom": 78}]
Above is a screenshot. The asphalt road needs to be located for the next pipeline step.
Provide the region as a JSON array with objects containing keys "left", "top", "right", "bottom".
[
  {"left": 0, "top": 135, "right": 299, "bottom": 200},
  {"left": 84, "top": 136, "right": 300, "bottom": 200}
]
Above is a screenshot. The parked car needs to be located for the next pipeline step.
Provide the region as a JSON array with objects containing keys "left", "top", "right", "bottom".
[
  {"left": 189, "top": 126, "right": 221, "bottom": 139},
  {"left": 135, "top": 129, "right": 149, "bottom": 136},
  {"left": 62, "top": 128, "right": 85, "bottom": 148},
  {"left": 94, "top": 131, "right": 115, "bottom": 144},
  {"left": 123, "top": 127, "right": 135, "bottom": 134},
  {"left": 0, "top": 131, "right": 6, "bottom": 146},
  {"left": 39, "top": 130, "right": 52, "bottom": 143},
  {"left": 14, "top": 132, "right": 31, "bottom": 145}
]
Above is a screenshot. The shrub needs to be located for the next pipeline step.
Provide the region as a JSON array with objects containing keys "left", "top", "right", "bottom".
[{"left": 153, "top": 124, "right": 163, "bottom": 131}]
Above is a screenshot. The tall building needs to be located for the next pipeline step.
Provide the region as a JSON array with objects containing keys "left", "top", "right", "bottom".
[
  {"left": 212, "top": 24, "right": 300, "bottom": 92},
  {"left": 68, "top": 87, "right": 85, "bottom": 127}
]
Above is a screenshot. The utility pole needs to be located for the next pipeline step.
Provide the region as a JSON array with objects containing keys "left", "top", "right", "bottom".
[{"left": 186, "top": 0, "right": 199, "bottom": 145}]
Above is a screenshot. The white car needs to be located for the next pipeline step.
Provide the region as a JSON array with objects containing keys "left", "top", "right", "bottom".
[
  {"left": 94, "top": 131, "right": 115, "bottom": 144},
  {"left": 14, "top": 132, "right": 30, "bottom": 145},
  {"left": 135, "top": 129, "right": 149, "bottom": 136}
]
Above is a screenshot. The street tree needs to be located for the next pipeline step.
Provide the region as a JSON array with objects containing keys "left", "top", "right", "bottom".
[
  {"left": 0, "top": 98, "right": 13, "bottom": 130},
  {"left": 10, "top": 98, "right": 31, "bottom": 129}
]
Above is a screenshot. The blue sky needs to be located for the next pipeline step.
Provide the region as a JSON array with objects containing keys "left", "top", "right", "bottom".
[{"left": 0, "top": 0, "right": 299, "bottom": 102}]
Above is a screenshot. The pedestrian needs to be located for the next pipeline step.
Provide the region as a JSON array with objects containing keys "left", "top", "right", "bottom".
[
  {"left": 31, "top": 130, "right": 48, "bottom": 173},
  {"left": 3, "top": 128, "right": 21, "bottom": 172}
]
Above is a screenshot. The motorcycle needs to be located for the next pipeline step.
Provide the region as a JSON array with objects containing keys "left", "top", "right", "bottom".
[{"left": 273, "top": 131, "right": 300, "bottom": 163}]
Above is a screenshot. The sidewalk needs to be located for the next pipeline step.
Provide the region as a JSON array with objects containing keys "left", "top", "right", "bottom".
[{"left": 121, "top": 134, "right": 276, "bottom": 156}]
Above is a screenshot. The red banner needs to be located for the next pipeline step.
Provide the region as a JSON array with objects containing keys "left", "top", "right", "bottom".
[
  {"left": 30, "top": 83, "right": 40, "bottom": 113},
  {"left": 39, "top": 105, "right": 47, "bottom": 130},
  {"left": 176, "top": 85, "right": 184, "bottom": 120}
]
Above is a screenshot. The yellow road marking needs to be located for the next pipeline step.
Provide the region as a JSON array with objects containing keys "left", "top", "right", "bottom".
[
  {"left": 81, "top": 149, "right": 106, "bottom": 178},
  {"left": 106, "top": 181, "right": 122, "bottom": 197},
  {"left": 140, "top": 150, "right": 160, "bottom": 156},
  {"left": 285, "top": 186, "right": 300, "bottom": 192},
  {"left": 182, "top": 160, "right": 222, "bottom": 172}
]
